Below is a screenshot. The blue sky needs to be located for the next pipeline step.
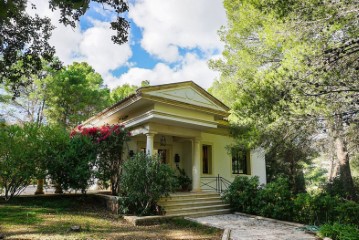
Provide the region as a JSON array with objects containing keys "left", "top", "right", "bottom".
[{"left": 27, "top": 0, "right": 227, "bottom": 90}]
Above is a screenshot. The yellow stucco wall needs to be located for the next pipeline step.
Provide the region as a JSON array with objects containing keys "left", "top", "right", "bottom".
[
  {"left": 154, "top": 103, "right": 215, "bottom": 122},
  {"left": 200, "top": 132, "right": 266, "bottom": 185}
]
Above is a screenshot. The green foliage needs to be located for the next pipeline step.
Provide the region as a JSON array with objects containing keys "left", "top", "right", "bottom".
[
  {"left": 223, "top": 176, "right": 296, "bottom": 220},
  {"left": 41, "top": 125, "right": 97, "bottom": 193},
  {"left": 63, "top": 135, "right": 97, "bottom": 192},
  {"left": 293, "top": 193, "right": 341, "bottom": 225},
  {"left": 0, "top": 124, "right": 98, "bottom": 199},
  {"left": 176, "top": 167, "right": 191, "bottom": 191},
  {"left": 0, "top": 124, "right": 40, "bottom": 200},
  {"left": 256, "top": 177, "right": 294, "bottom": 221},
  {"left": 212, "top": 0, "right": 358, "bottom": 198},
  {"left": 335, "top": 201, "right": 359, "bottom": 226},
  {"left": 318, "top": 223, "right": 359, "bottom": 240},
  {"left": 354, "top": 177, "right": 359, "bottom": 195},
  {"left": 222, "top": 176, "right": 260, "bottom": 214},
  {"left": 1, "top": 59, "right": 60, "bottom": 125},
  {"left": 110, "top": 83, "right": 137, "bottom": 103},
  {"left": 73, "top": 124, "right": 130, "bottom": 195},
  {"left": 304, "top": 161, "right": 328, "bottom": 193},
  {"left": 224, "top": 176, "right": 359, "bottom": 227},
  {"left": 44, "top": 62, "right": 110, "bottom": 128},
  {"left": 1, "top": 0, "right": 129, "bottom": 97},
  {"left": 170, "top": 218, "right": 218, "bottom": 235},
  {"left": 95, "top": 125, "right": 130, "bottom": 195},
  {"left": 324, "top": 176, "right": 358, "bottom": 200},
  {"left": 265, "top": 138, "right": 313, "bottom": 194},
  {"left": 120, "top": 153, "right": 178, "bottom": 216}
]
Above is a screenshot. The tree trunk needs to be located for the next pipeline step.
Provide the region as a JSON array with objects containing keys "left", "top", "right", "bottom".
[
  {"left": 35, "top": 179, "right": 44, "bottom": 195},
  {"left": 54, "top": 184, "right": 63, "bottom": 194},
  {"left": 334, "top": 135, "right": 356, "bottom": 198},
  {"left": 328, "top": 161, "right": 339, "bottom": 181}
]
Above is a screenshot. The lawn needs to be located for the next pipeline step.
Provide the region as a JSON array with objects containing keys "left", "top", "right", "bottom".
[{"left": 0, "top": 195, "right": 221, "bottom": 240}]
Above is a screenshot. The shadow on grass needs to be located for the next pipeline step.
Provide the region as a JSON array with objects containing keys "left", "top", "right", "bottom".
[
  {"left": 170, "top": 218, "right": 219, "bottom": 235},
  {"left": 0, "top": 206, "right": 44, "bottom": 225},
  {"left": 0, "top": 195, "right": 222, "bottom": 239}
]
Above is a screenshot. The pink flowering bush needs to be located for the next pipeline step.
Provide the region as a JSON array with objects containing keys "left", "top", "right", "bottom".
[{"left": 72, "top": 124, "right": 130, "bottom": 195}]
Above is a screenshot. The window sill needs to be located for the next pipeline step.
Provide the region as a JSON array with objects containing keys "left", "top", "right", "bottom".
[{"left": 231, "top": 173, "right": 251, "bottom": 177}]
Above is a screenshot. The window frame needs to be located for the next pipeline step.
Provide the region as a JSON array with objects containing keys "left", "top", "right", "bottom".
[
  {"left": 231, "top": 148, "right": 250, "bottom": 175},
  {"left": 202, "top": 144, "right": 213, "bottom": 175}
]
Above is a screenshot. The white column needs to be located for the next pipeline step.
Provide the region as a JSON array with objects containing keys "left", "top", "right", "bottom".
[
  {"left": 146, "top": 132, "right": 155, "bottom": 155},
  {"left": 192, "top": 138, "right": 201, "bottom": 192}
]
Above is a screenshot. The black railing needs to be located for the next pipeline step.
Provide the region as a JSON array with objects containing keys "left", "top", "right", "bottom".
[{"left": 200, "top": 174, "right": 231, "bottom": 193}]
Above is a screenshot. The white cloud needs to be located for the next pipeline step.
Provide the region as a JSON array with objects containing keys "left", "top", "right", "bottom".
[
  {"left": 77, "top": 19, "right": 132, "bottom": 75},
  {"left": 129, "top": 0, "right": 226, "bottom": 62},
  {"left": 27, "top": 0, "right": 83, "bottom": 64},
  {"left": 27, "top": 0, "right": 132, "bottom": 75},
  {"left": 26, "top": 0, "right": 226, "bottom": 91},
  {"left": 108, "top": 53, "right": 220, "bottom": 90}
]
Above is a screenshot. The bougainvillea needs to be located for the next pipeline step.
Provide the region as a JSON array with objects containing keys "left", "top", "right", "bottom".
[
  {"left": 71, "top": 124, "right": 130, "bottom": 140},
  {"left": 71, "top": 124, "right": 131, "bottom": 195}
]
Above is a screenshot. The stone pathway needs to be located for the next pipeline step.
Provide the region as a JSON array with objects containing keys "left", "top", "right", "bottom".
[{"left": 188, "top": 213, "right": 316, "bottom": 240}]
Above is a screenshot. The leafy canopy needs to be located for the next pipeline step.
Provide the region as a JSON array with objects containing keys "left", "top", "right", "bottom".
[
  {"left": 210, "top": 0, "right": 358, "bottom": 195},
  {"left": 44, "top": 62, "right": 110, "bottom": 128},
  {"left": 0, "top": 0, "right": 129, "bottom": 97}
]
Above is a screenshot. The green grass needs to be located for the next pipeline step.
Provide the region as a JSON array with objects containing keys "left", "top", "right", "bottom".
[
  {"left": 0, "top": 206, "right": 43, "bottom": 225},
  {"left": 170, "top": 218, "right": 219, "bottom": 234},
  {"left": 0, "top": 195, "right": 222, "bottom": 240}
]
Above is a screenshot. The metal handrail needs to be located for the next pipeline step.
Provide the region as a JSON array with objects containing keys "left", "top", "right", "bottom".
[{"left": 200, "top": 174, "right": 231, "bottom": 193}]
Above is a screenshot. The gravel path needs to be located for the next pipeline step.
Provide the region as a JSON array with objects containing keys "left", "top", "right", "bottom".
[{"left": 188, "top": 213, "right": 316, "bottom": 240}]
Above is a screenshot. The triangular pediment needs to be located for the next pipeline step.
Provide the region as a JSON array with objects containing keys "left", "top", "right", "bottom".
[{"left": 141, "top": 82, "right": 229, "bottom": 112}]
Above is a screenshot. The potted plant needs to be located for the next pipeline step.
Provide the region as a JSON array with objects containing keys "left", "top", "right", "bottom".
[{"left": 176, "top": 167, "right": 191, "bottom": 191}]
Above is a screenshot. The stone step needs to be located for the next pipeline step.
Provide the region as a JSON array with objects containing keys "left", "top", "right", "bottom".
[
  {"left": 158, "top": 192, "right": 229, "bottom": 219},
  {"left": 160, "top": 192, "right": 219, "bottom": 200},
  {"left": 158, "top": 196, "right": 222, "bottom": 205},
  {"left": 162, "top": 199, "right": 224, "bottom": 210},
  {"left": 166, "top": 208, "right": 231, "bottom": 218},
  {"left": 165, "top": 204, "right": 230, "bottom": 215},
  {"left": 124, "top": 208, "right": 231, "bottom": 226}
]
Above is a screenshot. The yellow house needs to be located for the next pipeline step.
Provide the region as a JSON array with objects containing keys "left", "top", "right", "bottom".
[{"left": 83, "top": 81, "right": 266, "bottom": 192}]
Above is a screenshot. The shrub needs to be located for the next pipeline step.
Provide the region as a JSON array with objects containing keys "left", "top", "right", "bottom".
[
  {"left": 72, "top": 124, "right": 130, "bottom": 195},
  {"left": 318, "top": 223, "right": 359, "bottom": 240},
  {"left": 43, "top": 126, "right": 97, "bottom": 193},
  {"left": 222, "top": 176, "right": 260, "bottom": 214},
  {"left": 176, "top": 167, "right": 191, "bottom": 191},
  {"left": 293, "top": 193, "right": 313, "bottom": 224},
  {"left": 256, "top": 177, "right": 294, "bottom": 221},
  {"left": 335, "top": 201, "right": 359, "bottom": 226},
  {"left": 0, "top": 124, "right": 39, "bottom": 200},
  {"left": 225, "top": 174, "right": 359, "bottom": 230},
  {"left": 324, "top": 176, "right": 357, "bottom": 200},
  {"left": 119, "top": 153, "right": 178, "bottom": 216},
  {"left": 293, "top": 193, "right": 341, "bottom": 225}
]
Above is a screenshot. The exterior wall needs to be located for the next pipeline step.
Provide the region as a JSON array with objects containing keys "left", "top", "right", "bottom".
[
  {"left": 250, "top": 147, "right": 267, "bottom": 184},
  {"left": 154, "top": 103, "right": 215, "bottom": 122},
  {"left": 200, "top": 132, "right": 266, "bottom": 185},
  {"left": 125, "top": 129, "right": 267, "bottom": 189},
  {"left": 200, "top": 132, "right": 233, "bottom": 181},
  {"left": 98, "top": 104, "right": 154, "bottom": 126},
  {"left": 126, "top": 139, "right": 138, "bottom": 157},
  {"left": 126, "top": 135, "right": 190, "bottom": 174}
]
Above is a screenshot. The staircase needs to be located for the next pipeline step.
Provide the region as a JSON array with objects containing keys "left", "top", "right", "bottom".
[{"left": 158, "top": 192, "right": 230, "bottom": 218}]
